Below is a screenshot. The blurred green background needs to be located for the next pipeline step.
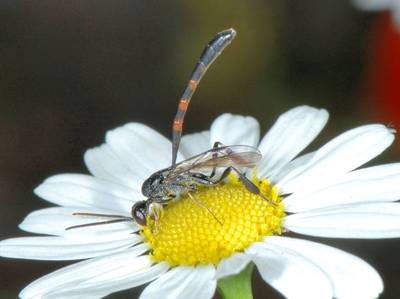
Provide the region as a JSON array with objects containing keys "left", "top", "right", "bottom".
[{"left": 0, "top": 1, "right": 399, "bottom": 298}]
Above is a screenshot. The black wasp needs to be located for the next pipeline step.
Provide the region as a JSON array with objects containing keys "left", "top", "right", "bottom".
[{"left": 68, "top": 28, "right": 271, "bottom": 230}]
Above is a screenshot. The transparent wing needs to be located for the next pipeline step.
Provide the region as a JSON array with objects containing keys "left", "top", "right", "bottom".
[{"left": 166, "top": 145, "right": 262, "bottom": 179}]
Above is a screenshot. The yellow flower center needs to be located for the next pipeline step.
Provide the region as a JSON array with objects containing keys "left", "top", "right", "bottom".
[{"left": 141, "top": 175, "right": 285, "bottom": 266}]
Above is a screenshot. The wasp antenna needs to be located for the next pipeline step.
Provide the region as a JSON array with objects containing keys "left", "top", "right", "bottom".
[
  {"left": 171, "top": 28, "right": 236, "bottom": 167},
  {"left": 65, "top": 218, "right": 131, "bottom": 230},
  {"left": 72, "top": 212, "right": 131, "bottom": 219}
]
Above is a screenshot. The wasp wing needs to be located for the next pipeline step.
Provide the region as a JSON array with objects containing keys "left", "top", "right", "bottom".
[
  {"left": 190, "top": 145, "right": 262, "bottom": 170},
  {"left": 166, "top": 145, "right": 261, "bottom": 180}
]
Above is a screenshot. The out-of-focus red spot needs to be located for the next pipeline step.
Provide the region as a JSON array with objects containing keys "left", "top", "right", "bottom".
[{"left": 363, "top": 12, "right": 400, "bottom": 150}]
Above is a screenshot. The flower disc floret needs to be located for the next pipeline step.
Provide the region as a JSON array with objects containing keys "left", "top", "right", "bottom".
[{"left": 141, "top": 176, "right": 285, "bottom": 266}]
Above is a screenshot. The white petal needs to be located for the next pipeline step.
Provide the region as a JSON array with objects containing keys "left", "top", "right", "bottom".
[
  {"left": 352, "top": 0, "right": 392, "bottom": 11},
  {"left": 19, "top": 207, "right": 138, "bottom": 236},
  {"left": 258, "top": 106, "right": 328, "bottom": 179},
  {"left": 84, "top": 144, "right": 144, "bottom": 190},
  {"left": 278, "top": 124, "right": 395, "bottom": 194},
  {"left": 215, "top": 253, "right": 251, "bottom": 279},
  {"left": 392, "top": 4, "right": 400, "bottom": 25},
  {"left": 43, "top": 295, "right": 98, "bottom": 299},
  {"left": 246, "top": 241, "right": 333, "bottom": 299},
  {"left": 106, "top": 123, "right": 182, "bottom": 176},
  {"left": 43, "top": 174, "right": 138, "bottom": 201},
  {"left": 0, "top": 234, "right": 142, "bottom": 260},
  {"left": 269, "top": 151, "right": 315, "bottom": 183},
  {"left": 19, "top": 247, "right": 156, "bottom": 299},
  {"left": 265, "top": 236, "right": 383, "bottom": 299},
  {"left": 344, "top": 162, "right": 400, "bottom": 180},
  {"left": 284, "top": 202, "right": 400, "bottom": 238},
  {"left": 34, "top": 174, "right": 142, "bottom": 213},
  {"left": 140, "top": 265, "right": 216, "bottom": 299},
  {"left": 47, "top": 259, "right": 169, "bottom": 298},
  {"left": 284, "top": 163, "right": 400, "bottom": 212},
  {"left": 210, "top": 114, "right": 260, "bottom": 147},
  {"left": 180, "top": 131, "right": 211, "bottom": 159}
]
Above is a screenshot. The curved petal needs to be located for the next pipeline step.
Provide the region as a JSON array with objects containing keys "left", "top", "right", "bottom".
[
  {"left": 215, "top": 253, "right": 251, "bottom": 279},
  {"left": 19, "top": 247, "right": 158, "bottom": 299},
  {"left": 278, "top": 124, "right": 395, "bottom": 194},
  {"left": 246, "top": 241, "right": 333, "bottom": 299},
  {"left": 34, "top": 174, "right": 142, "bottom": 214},
  {"left": 269, "top": 151, "right": 315, "bottom": 183},
  {"left": 343, "top": 162, "right": 400, "bottom": 180},
  {"left": 284, "top": 202, "right": 400, "bottom": 238},
  {"left": 19, "top": 207, "right": 138, "bottom": 236},
  {"left": 210, "top": 114, "right": 260, "bottom": 147},
  {"left": 140, "top": 265, "right": 216, "bottom": 299},
  {"left": 393, "top": 6, "right": 400, "bottom": 25},
  {"left": 84, "top": 144, "right": 145, "bottom": 190},
  {"left": 46, "top": 259, "right": 169, "bottom": 298},
  {"left": 284, "top": 163, "right": 400, "bottom": 212},
  {"left": 180, "top": 131, "right": 211, "bottom": 159},
  {"left": 258, "top": 106, "right": 328, "bottom": 179},
  {"left": 106, "top": 123, "right": 182, "bottom": 177},
  {"left": 0, "top": 234, "right": 142, "bottom": 261},
  {"left": 352, "top": 0, "right": 392, "bottom": 11},
  {"left": 265, "top": 236, "right": 383, "bottom": 299}
]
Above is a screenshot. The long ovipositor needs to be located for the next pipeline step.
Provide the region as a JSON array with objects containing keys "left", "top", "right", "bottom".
[{"left": 171, "top": 28, "right": 237, "bottom": 167}]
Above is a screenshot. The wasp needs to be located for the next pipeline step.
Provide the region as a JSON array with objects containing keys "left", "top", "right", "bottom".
[
  {"left": 132, "top": 142, "right": 266, "bottom": 225},
  {"left": 68, "top": 28, "right": 271, "bottom": 230}
]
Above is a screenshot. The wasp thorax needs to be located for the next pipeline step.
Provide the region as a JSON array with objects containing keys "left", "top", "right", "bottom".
[{"left": 141, "top": 171, "right": 166, "bottom": 198}]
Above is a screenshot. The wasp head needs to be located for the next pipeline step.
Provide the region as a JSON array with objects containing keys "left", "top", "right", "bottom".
[{"left": 131, "top": 200, "right": 147, "bottom": 226}]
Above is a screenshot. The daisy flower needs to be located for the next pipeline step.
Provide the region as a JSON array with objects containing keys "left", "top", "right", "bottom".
[{"left": 1, "top": 105, "right": 400, "bottom": 299}]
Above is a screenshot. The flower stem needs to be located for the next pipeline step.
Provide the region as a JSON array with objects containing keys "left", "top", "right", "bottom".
[{"left": 217, "top": 263, "right": 254, "bottom": 299}]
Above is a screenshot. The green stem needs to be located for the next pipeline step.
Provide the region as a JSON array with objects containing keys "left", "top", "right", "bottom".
[{"left": 217, "top": 263, "right": 254, "bottom": 299}]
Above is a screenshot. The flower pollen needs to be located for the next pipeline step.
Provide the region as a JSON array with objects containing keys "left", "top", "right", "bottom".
[{"left": 141, "top": 175, "right": 285, "bottom": 266}]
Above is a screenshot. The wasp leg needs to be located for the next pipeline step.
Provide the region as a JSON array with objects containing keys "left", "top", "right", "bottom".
[
  {"left": 205, "top": 167, "right": 276, "bottom": 205},
  {"left": 145, "top": 199, "right": 164, "bottom": 232},
  {"left": 187, "top": 192, "right": 223, "bottom": 225},
  {"left": 209, "top": 141, "right": 225, "bottom": 178},
  {"left": 189, "top": 168, "right": 276, "bottom": 216},
  {"left": 189, "top": 173, "right": 216, "bottom": 185},
  {"left": 145, "top": 201, "right": 159, "bottom": 232}
]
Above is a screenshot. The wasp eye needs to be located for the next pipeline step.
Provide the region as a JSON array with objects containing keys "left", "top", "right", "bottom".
[{"left": 132, "top": 201, "right": 147, "bottom": 226}]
